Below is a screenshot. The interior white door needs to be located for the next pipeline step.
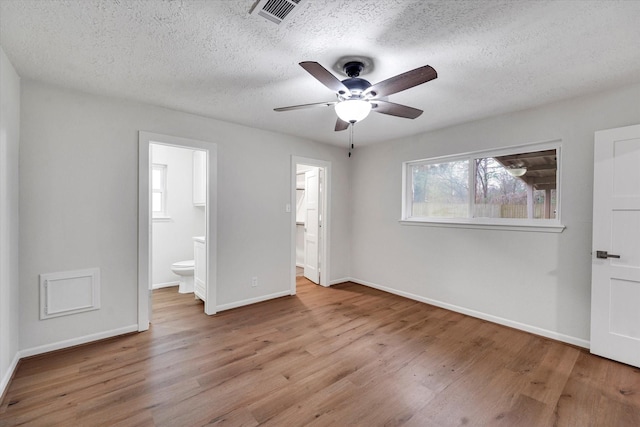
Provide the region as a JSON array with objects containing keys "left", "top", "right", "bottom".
[
  {"left": 591, "top": 123, "right": 640, "bottom": 368},
  {"left": 304, "top": 168, "right": 319, "bottom": 284}
]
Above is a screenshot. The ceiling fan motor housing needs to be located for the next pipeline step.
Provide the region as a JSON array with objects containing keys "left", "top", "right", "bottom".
[{"left": 339, "top": 77, "right": 372, "bottom": 99}]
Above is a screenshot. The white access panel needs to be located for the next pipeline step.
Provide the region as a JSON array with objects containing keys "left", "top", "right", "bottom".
[{"left": 40, "top": 268, "right": 101, "bottom": 319}]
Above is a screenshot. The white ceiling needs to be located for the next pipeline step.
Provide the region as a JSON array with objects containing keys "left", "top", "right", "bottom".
[{"left": 1, "top": 0, "right": 640, "bottom": 147}]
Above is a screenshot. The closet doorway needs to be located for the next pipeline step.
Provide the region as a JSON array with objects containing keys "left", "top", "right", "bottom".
[{"left": 291, "top": 157, "right": 330, "bottom": 294}]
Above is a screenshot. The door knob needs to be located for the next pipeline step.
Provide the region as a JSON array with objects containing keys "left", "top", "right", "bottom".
[{"left": 596, "top": 250, "right": 621, "bottom": 259}]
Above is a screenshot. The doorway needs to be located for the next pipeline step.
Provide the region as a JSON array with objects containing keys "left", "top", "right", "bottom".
[
  {"left": 149, "top": 143, "right": 206, "bottom": 298},
  {"left": 291, "top": 156, "right": 331, "bottom": 294},
  {"left": 138, "top": 132, "right": 218, "bottom": 331}
]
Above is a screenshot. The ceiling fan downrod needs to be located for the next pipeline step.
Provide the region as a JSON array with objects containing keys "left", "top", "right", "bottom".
[{"left": 343, "top": 61, "right": 364, "bottom": 78}]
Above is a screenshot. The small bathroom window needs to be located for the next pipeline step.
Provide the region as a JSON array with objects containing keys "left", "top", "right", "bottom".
[{"left": 152, "top": 163, "right": 169, "bottom": 219}]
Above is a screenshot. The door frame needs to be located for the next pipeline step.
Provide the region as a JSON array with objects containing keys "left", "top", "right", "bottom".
[
  {"left": 138, "top": 131, "right": 218, "bottom": 331},
  {"left": 291, "top": 156, "right": 331, "bottom": 293}
]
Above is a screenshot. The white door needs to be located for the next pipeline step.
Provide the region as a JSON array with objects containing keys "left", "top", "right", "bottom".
[
  {"left": 304, "top": 169, "right": 320, "bottom": 283},
  {"left": 591, "top": 123, "right": 640, "bottom": 368}
]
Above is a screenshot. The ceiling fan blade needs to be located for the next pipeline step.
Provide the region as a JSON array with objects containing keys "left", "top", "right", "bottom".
[
  {"left": 274, "top": 101, "right": 336, "bottom": 112},
  {"left": 335, "top": 117, "right": 350, "bottom": 131},
  {"left": 300, "top": 61, "right": 351, "bottom": 97},
  {"left": 364, "top": 65, "right": 437, "bottom": 98},
  {"left": 371, "top": 100, "right": 423, "bottom": 119}
]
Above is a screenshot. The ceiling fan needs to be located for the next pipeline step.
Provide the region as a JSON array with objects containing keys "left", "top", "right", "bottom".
[{"left": 274, "top": 60, "right": 437, "bottom": 131}]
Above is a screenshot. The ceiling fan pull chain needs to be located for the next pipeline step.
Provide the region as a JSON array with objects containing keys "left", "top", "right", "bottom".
[
  {"left": 352, "top": 125, "right": 355, "bottom": 149},
  {"left": 348, "top": 124, "right": 354, "bottom": 157}
]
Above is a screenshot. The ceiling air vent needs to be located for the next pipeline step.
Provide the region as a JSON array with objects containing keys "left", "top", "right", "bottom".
[{"left": 250, "top": 0, "right": 307, "bottom": 25}]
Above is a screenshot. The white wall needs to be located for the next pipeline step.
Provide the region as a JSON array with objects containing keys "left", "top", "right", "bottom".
[
  {"left": 350, "top": 82, "right": 640, "bottom": 347},
  {"left": 151, "top": 144, "right": 205, "bottom": 286},
  {"left": 0, "top": 47, "right": 21, "bottom": 395},
  {"left": 19, "top": 81, "right": 351, "bottom": 352}
]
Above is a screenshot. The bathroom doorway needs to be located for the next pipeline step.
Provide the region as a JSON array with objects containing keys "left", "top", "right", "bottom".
[
  {"left": 291, "top": 156, "right": 330, "bottom": 294},
  {"left": 138, "top": 132, "right": 217, "bottom": 331},
  {"left": 150, "top": 143, "right": 206, "bottom": 299}
]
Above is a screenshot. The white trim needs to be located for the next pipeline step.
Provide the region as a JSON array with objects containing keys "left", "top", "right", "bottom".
[
  {"left": 216, "top": 291, "right": 292, "bottom": 312},
  {"left": 291, "top": 157, "right": 331, "bottom": 294},
  {"left": 0, "top": 351, "right": 20, "bottom": 399},
  {"left": 328, "top": 277, "right": 350, "bottom": 286},
  {"left": 399, "top": 219, "right": 565, "bottom": 233},
  {"left": 139, "top": 131, "right": 218, "bottom": 331},
  {"left": 348, "top": 276, "right": 590, "bottom": 349},
  {"left": 402, "top": 139, "right": 563, "bottom": 229},
  {"left": 138, "top": 136, "right": 151, "bottom": 331},
  {"left": 405, "top": 139, "right": 562, "bottom": 165},
  {"left": 152, "top": 281, "right": 179, "bottom": 290},
  {"left": 19, "top": 325, "right": 138, "bottom": 358}
]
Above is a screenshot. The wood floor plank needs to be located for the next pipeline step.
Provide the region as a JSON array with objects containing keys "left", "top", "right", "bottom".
[
  {"left": 248, "top": 355, "right": 364, "bottom": 424},
  {"left": 1, "top": 279, "right": 640, "bottom": 426},
  {"left": 555, "top": 351, "right": 640, "bottom": 426},
  {"left": 259, "top": 377, "right": 357, "bottom": 426},
  {"left": 519, "top": 341, "right": 580, "bottom": 406},
  {"left": 340, "top": 373, "right": 435, "bottom": 426}
]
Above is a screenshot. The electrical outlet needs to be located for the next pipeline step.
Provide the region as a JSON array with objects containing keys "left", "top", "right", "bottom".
[{"left": 251, "top": 276, "right": 258, "bottom": 287}]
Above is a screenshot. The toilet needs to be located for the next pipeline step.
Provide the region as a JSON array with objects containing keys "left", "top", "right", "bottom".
[{"left": 171, "top": 260, "right": 195, "bottom": 293}]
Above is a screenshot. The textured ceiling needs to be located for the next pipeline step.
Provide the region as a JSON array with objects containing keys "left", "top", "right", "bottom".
[{"left": 1, "top": 0, "right": 640, "bottom": 147}]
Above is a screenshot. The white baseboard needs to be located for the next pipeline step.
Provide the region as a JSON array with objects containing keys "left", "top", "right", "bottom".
[
  {"left": 348, "top": 277, "right": 590, "bottom": 349},
  {"left": 1, "top": 351, "right": 21, "bottom": 399},
  {"left": 216, "top": 290, "right": 292, "bottom": 312},
  {"left": 328, "top": 277, "right": 350, "bottom": 286},
  {"left": 152, "top": 281, "right": 179, "bottom": 290},
  {"left": 19, "top": 324, "right": 139, "bottom": 358}
]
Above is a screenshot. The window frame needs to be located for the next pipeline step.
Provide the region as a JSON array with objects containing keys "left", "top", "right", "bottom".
[
  {"left": 151, "top": 163, "right": 169, "bottom": 220},
  {"left": 401, "top": 140, "right": 565, "bottom": 233}
]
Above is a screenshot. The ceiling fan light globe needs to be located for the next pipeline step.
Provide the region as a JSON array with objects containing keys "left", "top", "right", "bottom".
[{"left": 335, "top": 99, "right": 372, "bottom": 123}]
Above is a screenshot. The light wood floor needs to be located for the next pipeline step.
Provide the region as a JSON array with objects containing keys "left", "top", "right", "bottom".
[{"left": 1, "top": 278, "right": 639, "bottom": 426}]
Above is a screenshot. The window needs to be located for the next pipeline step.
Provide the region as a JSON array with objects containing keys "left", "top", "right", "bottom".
[
  {"left": 402, "top": 142, "right": 563, "bottom": 232},
  {"left": 152, "top": 163, "right": 168, "bottom": 219},
  {"left": 410, "top": 159, "right": 470, "bottom": 218}
]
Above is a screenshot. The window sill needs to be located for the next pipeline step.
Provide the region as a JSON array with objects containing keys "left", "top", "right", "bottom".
[
  {"left": 152, "top": 215, "right": 172, "bottom": 222},
  {"left": 399, "top": 218, "right": 565, "bottom": 233}
]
